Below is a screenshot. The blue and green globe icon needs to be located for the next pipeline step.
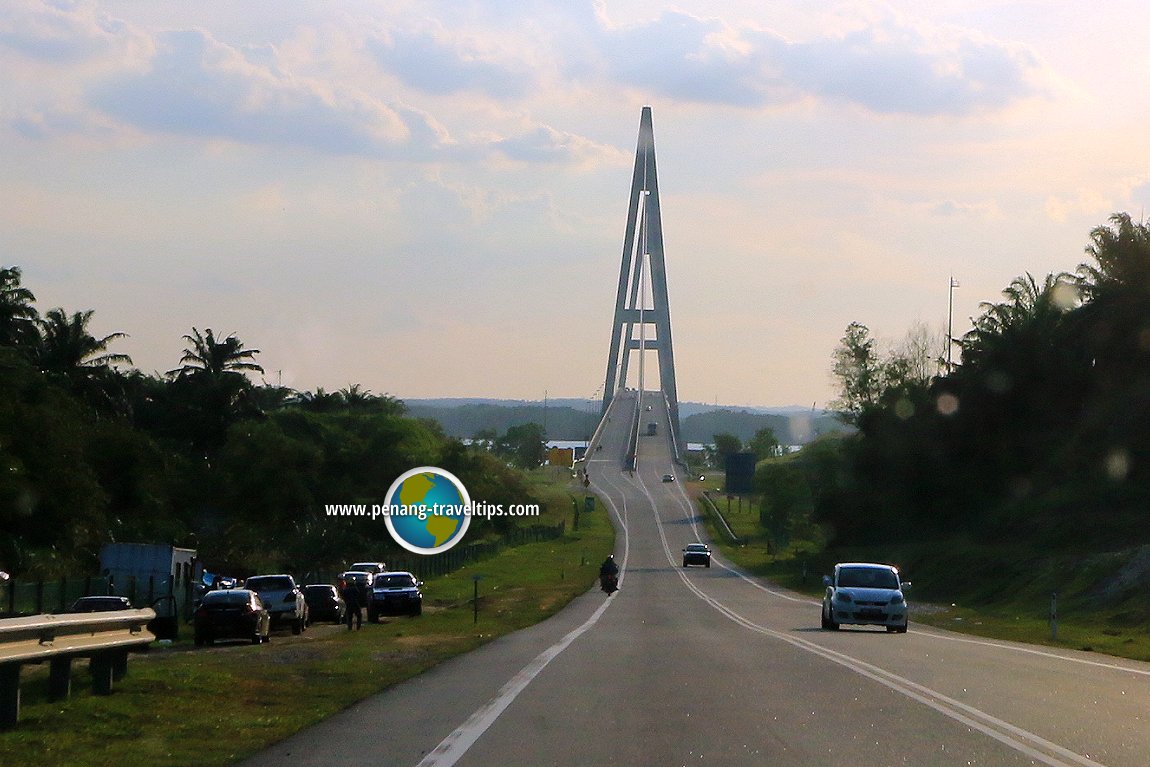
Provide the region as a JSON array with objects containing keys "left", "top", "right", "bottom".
[{"left": 384, "top": 467, "right": 471, "bottom": 554}]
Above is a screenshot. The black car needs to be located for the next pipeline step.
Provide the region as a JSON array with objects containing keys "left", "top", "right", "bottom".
[
  {"left": 682, "top": 542, "right": 712, "bottom": 568},
  {"left": 70, "top": 595, "right": 133, "bottom": 612},
  {"left": 368, "top": 572, "right": 423, "bottom": 621},
  {"left": 193, "top": 589, "right": 270, "bottom": 646},
  {"left": 303, "top": 584, "right": 346, "bottom": 624}
]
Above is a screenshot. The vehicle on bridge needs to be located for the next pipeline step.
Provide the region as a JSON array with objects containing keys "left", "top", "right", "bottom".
[
  {"left": 821, "top": 562, "right": 910, "bottom": 633},
  {"left": 662, "top": 473, "right": 675, "bottom": 483}
]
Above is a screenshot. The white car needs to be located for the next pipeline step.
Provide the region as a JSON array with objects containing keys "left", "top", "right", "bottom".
[
  {"left": 244, "top": 574, "right": 309, "bottom": 634},
  {"left": 821, "top": 562, "right": 909, "bottom": 633}
]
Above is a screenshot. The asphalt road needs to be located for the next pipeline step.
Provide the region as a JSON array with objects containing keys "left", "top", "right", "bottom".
[{"left": 242, "top": 390, "right": 1150, "bottom": 767}]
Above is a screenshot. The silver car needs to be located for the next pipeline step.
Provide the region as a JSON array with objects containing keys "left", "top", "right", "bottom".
[
  {"left": 821, "top": 562, "right": 910, "bottom": 633},
  {"left": 244, "top": 574, "right": 309, "bottom": 634}
]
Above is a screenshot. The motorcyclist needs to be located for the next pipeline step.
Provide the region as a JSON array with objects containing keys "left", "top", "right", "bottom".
[
  {"left": 599, "top": 554, "right": 619, "bottom": 579},
  {"left": 599, "top": 554, "right": 619, "bottom": 593}
]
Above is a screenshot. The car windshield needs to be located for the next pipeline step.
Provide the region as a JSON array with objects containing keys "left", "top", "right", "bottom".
[
  {"left": 304, "top": 585, "right": 333, "bottom": 596},
  {"left": 374, "top": 575, "right": 415, "bottom": 588},
  {"left": 203, "top": 591, "right": 251, "bottom": 606},
  {"left": 686, "top": 544, "right": 708, "bottom": 552},
  {"left": 838, "top": 567, "right": 899, "bottom": 589},
  {"left": 246, "top": 576, "right": 292, "bottom": 591}
]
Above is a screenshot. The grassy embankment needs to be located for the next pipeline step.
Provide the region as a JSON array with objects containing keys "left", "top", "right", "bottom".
[
  {"left": 692, "top": 474, "right": 1150, "bottom": 663},
  {"left": 0, "top": 467, "right": 614, "bottom": 767}
]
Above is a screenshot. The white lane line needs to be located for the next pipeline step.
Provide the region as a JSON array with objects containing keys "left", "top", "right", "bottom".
[
  {"left": 414, "top": 473, "right": 630, "bottom": 767},
  {"left": 639, "top": 479, "right": 1107, "bottom": 767}
]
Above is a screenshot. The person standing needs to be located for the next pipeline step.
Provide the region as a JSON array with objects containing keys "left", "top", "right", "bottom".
[{"left": 340, "top": 578, "right": 362, "bottom": 630}]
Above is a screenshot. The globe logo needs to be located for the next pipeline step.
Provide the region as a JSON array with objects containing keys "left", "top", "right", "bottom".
[{"left": 384, "top": 467, "right": 472, "bottom": 554}]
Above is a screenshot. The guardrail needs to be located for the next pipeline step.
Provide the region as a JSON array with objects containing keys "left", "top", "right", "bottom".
[{"left": 0, "top": 608, "right": 155, "bottom": 729}]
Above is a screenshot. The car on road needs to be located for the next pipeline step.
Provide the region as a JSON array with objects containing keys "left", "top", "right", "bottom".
[
  {"left": 368, "top": 571, "right": 423, "bottom": 620},
  {"left": 193, "top": 589, "right": 270, "bottom": 646},
  {"left": 70, "top": 595, "right": 133, "bottom": 612},
  {"left": 303, "top": 584, "right": 346, "bottom": 624},
  {"left": 244, "top": 574, "right": 308, "bottom": 634},
  {"left": 682, "top": 542, "right": 712, "bottom": 568},
  {"left": 821, "top": 562, "right": 910, "bottom": 633},
  {"left": 662, "top": 473, "right": 674, "bottom": 482},
  {"left": 349, "top": 561, "right": 388, "bottom": 575}
]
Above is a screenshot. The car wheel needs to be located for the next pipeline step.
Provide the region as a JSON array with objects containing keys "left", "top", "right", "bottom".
[
  {"left": 292, "top": 618, "right": 302, "bottom": 635},
  {"left": 251, "top": 632, "right": 262, "bottom": 645},
  {"left": 822, "top": 605, "right": 839, "bottom": 631},
  {"left": 683, "top": 560, "right": 689, "bottom": 568},
  {"left": 412, "top": 603, "right": 422, "bottom": 617},
  {"left": 896, "top": 620, "right": 908, "bottom": 634},
  {"left": 705, "top": 560, "right": 710, "bottom": 568}
]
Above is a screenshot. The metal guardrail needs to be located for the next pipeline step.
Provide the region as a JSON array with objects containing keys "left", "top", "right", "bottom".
[{"left": 0, "top": 608, "right": 155, "bottom": 728}]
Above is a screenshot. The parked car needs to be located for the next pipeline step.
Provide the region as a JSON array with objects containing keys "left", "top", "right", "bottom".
[
  {"left": 243, "top": 574, "right": 308, "bottom": 634},
  {"left": 682, "top": 542, "right": 711, "bottom": 568},
  {"left": 368, "top": 571, "right": 423, "bottom": 620},
  {"left": 349, "top": 561, "right": 388, "bottom": 575},
  {"left": 193, "top": 589, "right": 270, "bottom": 646},
  {"left": 303, "top": 584, "right": 346, "bottom": 624},
  {"left": 821, "top": 562, "right": 910, "bottom": 633},
  {"left": 70, "top": 595, "right": 133, "bottom": 612},
  {"left": 662, "top": 473, "right": 675, "bottom": 482}
]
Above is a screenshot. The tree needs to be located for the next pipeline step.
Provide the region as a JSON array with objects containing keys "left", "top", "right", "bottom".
[
  {"left": 0, "top": 266, "right": 39, "bottom": 350},
  {"left": 748, "top": 427, "right": 780, "bottom": 460},
  {"left": 830, "top": 322, "right": 885, "bottom": 424},
  {"left": 167, "top": 328, "right": 265, "bottom": 452},
  {"left": 169, "top": 328, "right": 263, "bottom": 381},
  {"left": 36, "top": 308, "right": 132, "bottom": 377},
  {"left": 495, "top": 423, "right": 546, "bottom": 469},
  {"left": 712, "top": 433, "right": 742, "bottom": 462}
]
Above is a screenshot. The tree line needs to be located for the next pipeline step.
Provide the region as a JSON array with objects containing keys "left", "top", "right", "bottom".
[
  {"left": 756, "top": 213, "right": 1150, "bottom": 554},
  {"left": 0, "top": 267, "right": 544, "bottom": 577}
]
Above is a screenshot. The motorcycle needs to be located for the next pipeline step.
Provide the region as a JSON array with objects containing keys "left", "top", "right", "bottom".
[{"left": 600, "top": 572, "right": 619, "bottom": 595}]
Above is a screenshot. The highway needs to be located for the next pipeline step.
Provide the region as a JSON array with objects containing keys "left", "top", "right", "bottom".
[{"left": 242, "top": 389, "right": 1150, "bottom": 767}]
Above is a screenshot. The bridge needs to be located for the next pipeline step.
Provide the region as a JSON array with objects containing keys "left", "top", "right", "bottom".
[{"left": 241, "top": 109, "right": 1150, "bottom": 767}]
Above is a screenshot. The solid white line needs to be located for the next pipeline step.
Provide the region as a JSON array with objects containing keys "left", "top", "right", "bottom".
[
  {"left": 414, "top": 471, "right": 630, "bottom": 767},
  {"left": 643, "top": 486, "right": 1108, "bottom": 767}
]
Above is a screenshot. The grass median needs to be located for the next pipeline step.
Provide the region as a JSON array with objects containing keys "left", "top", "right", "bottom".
[{"left": 0, "top": 470, "right": 614, "bottom": 767}]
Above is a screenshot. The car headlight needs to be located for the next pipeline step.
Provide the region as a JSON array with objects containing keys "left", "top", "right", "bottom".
[
  {"left": 889, "top": 593, "right": 905, "bottom": 605},
  {"left": 835, "top": 591, "right": 852, "bottom": 602}
]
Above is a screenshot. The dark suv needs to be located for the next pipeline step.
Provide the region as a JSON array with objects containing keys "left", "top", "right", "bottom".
[{"left": 368, "top": 572, "right": 423, "bottom": 621}]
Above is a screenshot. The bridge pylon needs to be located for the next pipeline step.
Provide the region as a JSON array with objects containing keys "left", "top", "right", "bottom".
[{"left": 601, "top": 106, "right": 682, "bottom": 453}]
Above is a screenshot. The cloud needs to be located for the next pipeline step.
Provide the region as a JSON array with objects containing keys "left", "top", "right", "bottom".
[
  {"left": 87, "top": 28, "right": 450, "bottom": 157},
  {"left": 493, "top": 124, "right": 620, "bottom": 166},
  {"left": 367, "top": 23, "right": 536, "bottom": 98},
  {"left": 592, "top": 7, "right": 1043, "bottom": 116},
  {"left": 763, "top": 24, "right": 1042, "bottom": 116},
  {"left": 0, "top": 0, "right": 137, "bottom": 64}
]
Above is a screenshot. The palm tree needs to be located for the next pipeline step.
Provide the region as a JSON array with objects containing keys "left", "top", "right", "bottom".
[
  {"left": 36, "top": 308, "right": 133, "bottom": 376},
  {"left": 169, "top": 328, "right": 263, "bottom": 380},
  {"left": 167, "top": 328, "right": 265, "bottom": 453},
  {"left": 0, "top": 266, "right": 39, "bottom": 349}
]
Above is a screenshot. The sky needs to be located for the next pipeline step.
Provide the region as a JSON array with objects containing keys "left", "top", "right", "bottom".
[{"left": 4, "top": 1, "right": 1150, "bottom": 409}]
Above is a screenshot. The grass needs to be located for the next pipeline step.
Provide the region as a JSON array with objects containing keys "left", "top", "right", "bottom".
[
  {"left": 0, "top": 468, "right": 614, "bottom": 767},
  {"left": 693, "top": 485, "right": 1150, "bottom": 663}
]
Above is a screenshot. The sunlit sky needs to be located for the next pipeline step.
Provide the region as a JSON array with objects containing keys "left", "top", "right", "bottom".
[{"left": 4, "top": 1, "right": 1149, "bottom": 408}]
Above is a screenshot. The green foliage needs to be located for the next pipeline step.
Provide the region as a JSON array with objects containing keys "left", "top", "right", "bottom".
[
  {"left": 748, "top": 427, "right": 780, "bottom": 460},
  {"left": 812, "top": 213, "right": 1150, "bottom": 554},
  {"left": 494, "top": 422, "right": 547, "bottom": 469},
  {"left": 711, "top": 432, "right": 742, "bottom": 459},
  {"left": 0, "top": 272, "right": 555, "bottom": 579}
]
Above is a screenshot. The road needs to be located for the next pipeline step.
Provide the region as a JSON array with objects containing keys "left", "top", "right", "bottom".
[{"left": 242, "top": 390, "right": 1150, "bottom": 767}]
